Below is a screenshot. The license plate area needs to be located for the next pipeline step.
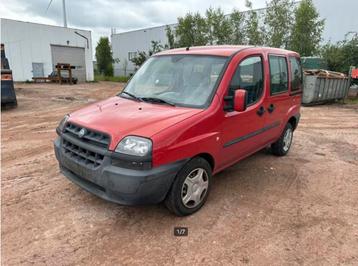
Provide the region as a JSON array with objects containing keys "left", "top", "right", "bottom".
[{"left": 62, "top": 153, "right": 99, "bottom": 184}]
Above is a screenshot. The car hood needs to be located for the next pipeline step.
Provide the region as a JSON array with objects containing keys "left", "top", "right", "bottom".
[{"left": 68, "top": 96, "right": 203, "bottom": 150}]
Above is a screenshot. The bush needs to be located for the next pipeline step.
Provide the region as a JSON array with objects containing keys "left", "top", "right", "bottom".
[
  {"left": 94, "top": 75, "right": 130, "bottom": 83},
  {"left": 104, "top": 63, "right": 114, "bottom": 77}
]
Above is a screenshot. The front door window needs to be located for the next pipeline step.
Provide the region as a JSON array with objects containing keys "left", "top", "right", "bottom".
[{"left": 229, "top": 56, "right": 264, "bottom": 105}]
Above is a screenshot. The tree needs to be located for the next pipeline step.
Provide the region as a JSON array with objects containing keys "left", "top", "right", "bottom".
[
  {"left": 206, "top": 8, "right": 232, "bottom": 45},
  {"left": 95, "top": 37, "right": 114, "bottom": 76},
  {"left": 264, "top": 0, "right": 294, "bottom": 48},
  {"left": 340, "top": 32, "right": 358, "bottom": 71},
  {"left": 289, "top": 0, "right": 324, "bottom": 56},
  {"left": 175, "top": 12, "right": 208, "bottom": 47},
  {"left": 229, "top": 9, "right": 246, "bottom": 45},
  {"left": 131, "top": 51, "right": 147, "bottom": 68},
  {"left": 149, "top": 40, "right": 164, "bottom": 56},
  {"left": 165, "top": 25, "right": 176, "bottom": 49},
  {"left": 321, "top": 32, "right": 358, "bottom": 73},
  {"left": 130, "top": 41, "right": 165, "bottom": 68},
  {"left": 245, "top": 0, "right": 265, "bottom": 45},
  {"left": 320, "top": 43, "right": 344, "bottom": 72}
]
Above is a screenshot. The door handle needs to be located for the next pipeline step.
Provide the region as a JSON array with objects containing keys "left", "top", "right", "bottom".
[
  {"left": 267, "top": 104, "right": 275, "bottom": 113},
  {"left": 257, "top": 106, "right": 265, "bottom": 116}
]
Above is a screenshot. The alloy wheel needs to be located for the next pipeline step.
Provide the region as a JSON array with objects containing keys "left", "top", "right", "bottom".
[{"left": 181, "top": 168, "right": 209, "bottom": 208}]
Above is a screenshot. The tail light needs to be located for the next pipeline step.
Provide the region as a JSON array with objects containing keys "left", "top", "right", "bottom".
[{"left": 1, "top": 73, "right": 13, "bottom": 80}]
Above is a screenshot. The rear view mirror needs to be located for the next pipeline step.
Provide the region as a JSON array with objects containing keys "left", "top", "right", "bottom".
[{"left": 234, "top": 89, "right": 247, "bottom": 112}]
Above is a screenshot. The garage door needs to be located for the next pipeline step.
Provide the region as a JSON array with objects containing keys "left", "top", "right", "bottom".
[{"left": 51, "top": 45, "right": 86, "bottom": 82}]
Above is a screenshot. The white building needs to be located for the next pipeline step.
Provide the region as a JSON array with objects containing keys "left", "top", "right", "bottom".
[
  {"left": 111, "top": 24, "right": 176, "bottom": 77},
  {"left": 111, "top": 0, "right": 358, "bottom": 77},
  {"left": 1, "top": 18, "right": 94, "bottom": 82}
]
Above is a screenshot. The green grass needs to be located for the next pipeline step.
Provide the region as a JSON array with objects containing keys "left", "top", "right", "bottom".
[
  {"left": 345, "top": 97, "right": 358, "bottom": 104},
  {"left": 94, "top": 75, "right": 130, "bottom": 83}
]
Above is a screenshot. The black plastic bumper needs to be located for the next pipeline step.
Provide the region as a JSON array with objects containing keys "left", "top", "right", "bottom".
[{"left": 54, "top": 137, "right": 187, "bottom": 205}]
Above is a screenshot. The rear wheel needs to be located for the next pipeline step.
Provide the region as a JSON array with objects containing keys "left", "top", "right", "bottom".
[
  {"left": 165, "top": 157, "right": 212, "bottom": 216},
  {"left": 271, "top": 123, "right": 293, "bottom": 156}
]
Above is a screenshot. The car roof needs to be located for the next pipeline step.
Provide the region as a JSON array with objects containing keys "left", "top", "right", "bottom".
[{"left": 155, "top": 45, "right": 299, "bottom": 57}]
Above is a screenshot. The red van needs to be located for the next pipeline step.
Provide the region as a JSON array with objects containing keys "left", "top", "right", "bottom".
[{"left": 54, "top": 46, "right": 302, "bottom": 216}]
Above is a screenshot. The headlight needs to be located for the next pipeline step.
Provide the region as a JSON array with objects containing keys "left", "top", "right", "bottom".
[
  {"left": 57, "top": 114, "right": 70, "bottom": 133},
  {"left": 115, "top": 136, "right": 152, "bottom": 157}
]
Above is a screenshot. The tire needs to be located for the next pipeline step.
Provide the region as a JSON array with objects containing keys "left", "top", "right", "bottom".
[
  {"left": 271, "top": 123, "right": 293, "bottom": 156},
  {"left": 165, "top": 157, "right": 212, "bottom": 216}
]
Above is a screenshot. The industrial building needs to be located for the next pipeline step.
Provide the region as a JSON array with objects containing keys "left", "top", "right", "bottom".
[
  {"left": 111, "top": 0, "right": 358, "bottom": 77},
  {"left": 0, "top": 18, "right": 94, "bottom": 82},
  {"left": 111, "top": 24, "right": 176, "bottom": 77}
]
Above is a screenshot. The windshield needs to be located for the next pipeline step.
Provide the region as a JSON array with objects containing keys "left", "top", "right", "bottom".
[{"left": 121, "top": 55, "right": 228, "bottom": 108}]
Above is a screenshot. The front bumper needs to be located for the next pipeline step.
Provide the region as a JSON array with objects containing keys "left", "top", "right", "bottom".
[{"left": 54, "top": 137, "right": 187, "bottom": 205}]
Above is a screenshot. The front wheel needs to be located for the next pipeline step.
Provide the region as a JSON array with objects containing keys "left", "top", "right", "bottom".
[
  {"left": 271, "top": 123, "right": 293, "bottom": 156},
  {"left": 165, "top": 157, "right": 212, "bottom": 216}
]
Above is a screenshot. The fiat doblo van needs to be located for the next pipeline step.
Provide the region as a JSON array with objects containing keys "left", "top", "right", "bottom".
[{"left": 54, "top": 46, "right": 302, "bottom": 216}]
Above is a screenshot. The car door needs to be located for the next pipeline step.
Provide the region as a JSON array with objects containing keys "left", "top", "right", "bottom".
[
  {"left": 261, "top": 54, "right": 292, "bottom": 145},
  {"left": 219, "top": 52, "right": 267, "bottom": 166}
]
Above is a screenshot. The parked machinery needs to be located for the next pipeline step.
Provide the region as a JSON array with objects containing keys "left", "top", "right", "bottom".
[
  {"left": 351, "top": 68, "right": 358, "bottom": 81},
  {"left": 348, "top": 67, "right": 358, "bottom": 98},
  {"left": 32, "top": 63, "right": 78, "bottom": 84},
  {"left": 1, "top": 43, "right": 17, "bottom": 108}
]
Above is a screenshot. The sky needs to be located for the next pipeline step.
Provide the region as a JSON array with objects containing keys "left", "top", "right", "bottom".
[{"left": 1, "top": 0, "right": 357, "bottom": 55}]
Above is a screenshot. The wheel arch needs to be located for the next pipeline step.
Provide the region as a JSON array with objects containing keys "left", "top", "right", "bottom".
[
  {"left": 288, "top": 114, "right": 300, "bottom": 131},
  {"left": 195, "top": 153, "right": 215, "bottom": 172}
]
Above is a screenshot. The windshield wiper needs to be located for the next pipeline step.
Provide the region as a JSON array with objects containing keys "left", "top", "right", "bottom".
[
  {"left": 141, "top": 97, "right": 176, "bottom": 106},
  {"left": 120, "top": 91, "right": 142, "bottom": 102}
]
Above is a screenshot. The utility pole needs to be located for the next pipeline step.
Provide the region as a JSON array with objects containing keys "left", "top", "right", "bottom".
[{"left": 62, "top": 0, "right": 67, "bottom": 27}]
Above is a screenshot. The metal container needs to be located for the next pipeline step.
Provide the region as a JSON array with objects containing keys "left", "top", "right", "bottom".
[{"left": 302, "top": 70, "right": 350, "bottom": 105}]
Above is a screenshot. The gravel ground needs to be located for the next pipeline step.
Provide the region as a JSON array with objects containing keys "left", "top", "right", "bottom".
[{"left": 1, "top": 82, "right": 358, "bottom": 265}]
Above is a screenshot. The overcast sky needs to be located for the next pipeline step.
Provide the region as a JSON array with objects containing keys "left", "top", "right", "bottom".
[
  {"left": 0, "top": 0, "right": 265, "bottom": 49},
  {"left": 1, "top": 0, "right": 357, "bottom": 55}
]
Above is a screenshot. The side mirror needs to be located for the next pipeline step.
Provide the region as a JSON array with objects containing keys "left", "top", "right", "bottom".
[{"left": 234, "top": 89, "right": 247, "bottom": 112}]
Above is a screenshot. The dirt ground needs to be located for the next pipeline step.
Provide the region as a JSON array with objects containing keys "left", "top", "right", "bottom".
[{"left": 1, "top": 82, "right": 358, "bottom": 265}]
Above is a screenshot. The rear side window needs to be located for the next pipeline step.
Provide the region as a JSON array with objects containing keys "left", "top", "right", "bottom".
[
  {"left": 229, "top": 56, "right": 263, "bottom": 105},
  {"left": 289, "top": 57, "right": 302, "bottom": 91},
  {"left": 269, "top": 55, "right": 288, "bottom": 95}
]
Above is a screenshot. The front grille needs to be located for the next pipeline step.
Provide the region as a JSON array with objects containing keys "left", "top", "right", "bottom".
[
  {"left": 62, "top": 139, "right": 104, "bottom": 168},
  {"left": 64, "top": 123, "right": 110, "bottom": 148},
  {"left": 61, "top": 123, "right": 109, "bottom": 169}
]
